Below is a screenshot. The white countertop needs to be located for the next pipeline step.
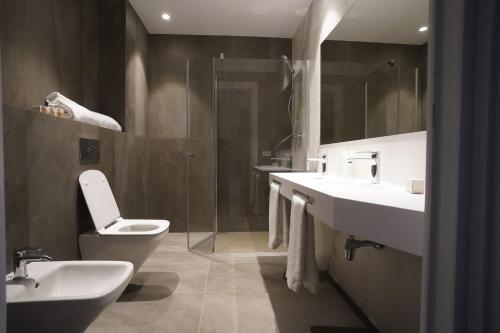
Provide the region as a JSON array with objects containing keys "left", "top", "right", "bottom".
[{"left": 269, "top": 172, "right": 425, "bottom": 256}]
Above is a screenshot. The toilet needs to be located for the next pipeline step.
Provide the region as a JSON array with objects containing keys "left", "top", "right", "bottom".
[{"left": 78, "top": 170, "right": 170, "bottom": 272}]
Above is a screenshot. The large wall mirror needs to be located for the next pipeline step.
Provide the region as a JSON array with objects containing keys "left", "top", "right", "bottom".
[{"left": 321, "top": 0, "right": 429, "bottom": 144}]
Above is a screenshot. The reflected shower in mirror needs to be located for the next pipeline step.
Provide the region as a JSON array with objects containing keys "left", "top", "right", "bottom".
[{"left": 320, "top": 0, "right": 429, "bottom": 144}]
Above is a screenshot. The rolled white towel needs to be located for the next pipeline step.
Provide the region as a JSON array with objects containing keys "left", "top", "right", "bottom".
[{"left": 46, "top": 92, "right": 122, "bottom": 131}]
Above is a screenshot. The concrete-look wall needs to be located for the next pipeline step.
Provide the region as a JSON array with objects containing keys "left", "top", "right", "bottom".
[
  {"left": 3, "top": 105, "right": 149, "bottom": 269},
  {"left": 1, "top": 0, "right": 150, "bottom": 270},
  {"left": 147, "top": 35, "right": 292, "bottom": 232},
  {"left": 293, "top": 1, "right": 423, "bottom": 333},
  {"left": 125, "top": 2, "right": 149, "bottom": 137},
  {"left": 0, "top": 0, "right": 99, "bottom": 111}
]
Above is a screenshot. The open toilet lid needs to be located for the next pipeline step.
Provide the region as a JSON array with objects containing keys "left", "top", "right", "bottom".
[{"left": 79, "top": 170, "right": 121, "bottom": 230}]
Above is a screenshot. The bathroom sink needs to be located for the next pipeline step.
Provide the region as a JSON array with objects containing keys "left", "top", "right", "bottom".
[
  {"left": 269, "top": 172, "right": 425, "bottom": 256},
  {"left": 6, "top": 261, "right": 133, "bottom": 333}
]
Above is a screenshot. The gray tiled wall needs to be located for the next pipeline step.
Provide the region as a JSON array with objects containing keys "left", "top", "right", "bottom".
[
  {"left": 3, "top": 105, "right": 148, "bottom": 269},
  {"left": 1, "top": 0, "right": 149, "bottom": 269}
]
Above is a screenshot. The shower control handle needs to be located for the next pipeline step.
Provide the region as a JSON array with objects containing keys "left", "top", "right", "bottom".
[{"left": 185, "top": 152, "right": 195, "bottom": 159}]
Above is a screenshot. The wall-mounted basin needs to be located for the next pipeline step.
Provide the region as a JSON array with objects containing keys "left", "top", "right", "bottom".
[
  {"left": 269, "top": 172, "right": 425, "bottom": 256},
  {"left": 6, "top": 261, "right": 133, "bottom": 333}
]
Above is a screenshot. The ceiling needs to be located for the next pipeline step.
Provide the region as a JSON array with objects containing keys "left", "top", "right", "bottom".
[
  {"left": 129, "top": 0, "right": 313, "bottom": 38},
  {"left": 328, "top": 0, "right": 429, "bottom": 45}
]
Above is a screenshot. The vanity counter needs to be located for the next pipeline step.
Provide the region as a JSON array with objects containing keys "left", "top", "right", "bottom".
[{"left": 269, "top": 172, "right": 425, "bottom": 256}]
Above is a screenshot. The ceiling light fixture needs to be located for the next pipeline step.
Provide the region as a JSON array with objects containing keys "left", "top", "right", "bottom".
[
  {"left": 161, "top": 13, "right": 171, "bottom": 21},
  {"left": 295, "top": 7, "right": 309, "bottom": 16},
  {"left": 418, "top": 26, "right": 428, "bottom": 32}
]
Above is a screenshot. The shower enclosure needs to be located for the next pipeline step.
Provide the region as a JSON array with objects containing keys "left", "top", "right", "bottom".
[{"left": 185, "top": 57, "right": 307, "bottom": 251}]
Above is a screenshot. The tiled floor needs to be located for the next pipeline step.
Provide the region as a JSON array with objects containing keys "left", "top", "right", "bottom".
[
  {"left": 86, "top": 233, "right": 365, "bottom": 333},
  {"left": 214, "top": 231, "right": 287, "bottom": 253}
]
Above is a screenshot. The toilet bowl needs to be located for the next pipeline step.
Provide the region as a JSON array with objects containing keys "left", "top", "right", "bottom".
[{"left": 78, "top": 170, "right": 170, "bottom": 272}]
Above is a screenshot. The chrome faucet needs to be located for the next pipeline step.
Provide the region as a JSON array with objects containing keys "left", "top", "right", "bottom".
[
  {"left": 307, "top": 154, "right": 327, "bottom": 174},
  {"left": 13, "top": 247, "right": 53, "bottom": 279},
  {"left": 347, "top": 151, "right": 380, "bottom": 183}
]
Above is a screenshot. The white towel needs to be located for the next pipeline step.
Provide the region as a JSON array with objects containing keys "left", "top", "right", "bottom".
[
  {"left": 268, "top": 182, "right": 290, "bottom": 249},
  {"left": 269, "top": 182, "right": 283, "bottom": 249},
  {"left": 46, "top": 92, "right": 122, "bottom": 131},
  {"left": 286, "top": 194, "right": 319, "bottom": 294}
]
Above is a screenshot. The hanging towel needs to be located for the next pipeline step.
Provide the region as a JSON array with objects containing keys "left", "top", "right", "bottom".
[
  {"left": 286, "top": 194, "right": 319, "bottom": 294},
  {"left": 46, "top": 92, "right": 122, "bottom": 131},
  {"left": 268, "top": 182, "right": 290, "bottom": 249}
]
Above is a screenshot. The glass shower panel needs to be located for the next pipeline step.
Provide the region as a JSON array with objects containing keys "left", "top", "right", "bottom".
[
  {"left": 186, "top": 59, "right": 216, "bottom": 250},
  {"left": 365, "top": 63, "right": 422, "bottom": 138},
  {"left": 365, "top": 63, "right": 400, "bottom": 138},
  {"left": 214, "top": 58, "right": 292, "bottom": 233}
]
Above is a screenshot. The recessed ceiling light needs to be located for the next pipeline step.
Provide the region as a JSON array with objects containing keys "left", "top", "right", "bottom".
[
  {"left": 161, "top": 13, "right": 171, "bottom": 21},
  {"left": 295, "top": 7, "right": 309, "bottom": 16},
  {"left": 418, "top": 26, "right": 428, "bottom": 32}
]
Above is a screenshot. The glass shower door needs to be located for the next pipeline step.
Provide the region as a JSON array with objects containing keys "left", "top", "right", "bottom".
[{"left": 186, "top": 59, "right": 216, "bottom": 250}]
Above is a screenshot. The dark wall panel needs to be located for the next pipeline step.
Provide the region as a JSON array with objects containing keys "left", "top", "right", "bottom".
[{"left": 1, "top": 1, "right": 150, "bottom": 270}]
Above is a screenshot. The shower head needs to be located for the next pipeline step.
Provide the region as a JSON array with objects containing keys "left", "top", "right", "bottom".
[
  {"left": 280, "top": 54, "right": 294, "bottom": 91},
  {"left": 281, "top": 55, "right": 293, "bottom": 72}
]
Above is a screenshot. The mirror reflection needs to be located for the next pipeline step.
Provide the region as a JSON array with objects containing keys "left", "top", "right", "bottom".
[{"left": 321, "top": 0, "right": 429, "bottom": 144}]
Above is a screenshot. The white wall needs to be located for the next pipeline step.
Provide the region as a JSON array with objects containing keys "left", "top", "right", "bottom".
[{"left": 320, "top": 131, "right": 427, "bottom": 186}]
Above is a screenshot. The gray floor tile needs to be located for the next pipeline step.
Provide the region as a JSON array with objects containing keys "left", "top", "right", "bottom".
[
  {"left": 86, "top": 293, "right": 204, "bottom": 333},
  {"left": 139, "top": 264, "right": 210, "bottom": 294},
  {"left": 87, "top": 232, "right": 364, "bottom": 333}
]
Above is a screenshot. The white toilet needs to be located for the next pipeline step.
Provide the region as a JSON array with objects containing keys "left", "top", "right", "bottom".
[{"left": 78, "top": 170, "right": 170, "bottom": 272}]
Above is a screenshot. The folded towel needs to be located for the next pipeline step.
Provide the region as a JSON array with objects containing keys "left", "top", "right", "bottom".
[
  {"left": 268, "top": 182, "right": 290, "bottom": 249},
  {"left": 46, "top": 92, "right": 122, "bottom": 131},
  {"left": 286, "top": 194, "right": 319, "bottom": 294}
]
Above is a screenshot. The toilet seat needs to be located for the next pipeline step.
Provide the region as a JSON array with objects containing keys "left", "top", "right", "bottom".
[
  {"left": 79, "top": 170, "right": 170, "bottom": 235},
  {"left": 79, "top": 170, "right": 170, "bottom": 273},
  {"left": 98, "top": 218, "right": 170, "bottom": 236}
]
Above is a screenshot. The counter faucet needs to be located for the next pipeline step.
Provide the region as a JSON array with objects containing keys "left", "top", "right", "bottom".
[
  {"left": 347, "top": 151, "right": 380, "bottom": 183},
  {"left": 13, "top": 247, "right": 53, "bottom": 279}
]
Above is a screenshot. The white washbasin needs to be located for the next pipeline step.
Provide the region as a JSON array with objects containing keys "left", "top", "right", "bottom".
[
  {"left": 6, "top": 261, "right": 133, "bottom": 333},
  {"left": 269, "top": 172, "right": 425, "bottom": 256}
]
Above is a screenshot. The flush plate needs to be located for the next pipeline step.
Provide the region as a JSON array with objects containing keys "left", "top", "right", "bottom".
[{"left": 80, "top": 138, "right": 100, "bottom": 163}]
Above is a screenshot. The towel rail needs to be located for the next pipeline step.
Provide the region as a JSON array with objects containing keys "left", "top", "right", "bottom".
[
  {"left": 271, "top": 180, "right": 314, "bottom": 205},
  {"left": 292, "top": 189, "right": 315, "bottom": 205}
]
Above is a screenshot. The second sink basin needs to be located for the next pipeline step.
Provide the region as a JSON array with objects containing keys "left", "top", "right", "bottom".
[{"left": 7, "top": 260, "right": 133, "bottom": 333}]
